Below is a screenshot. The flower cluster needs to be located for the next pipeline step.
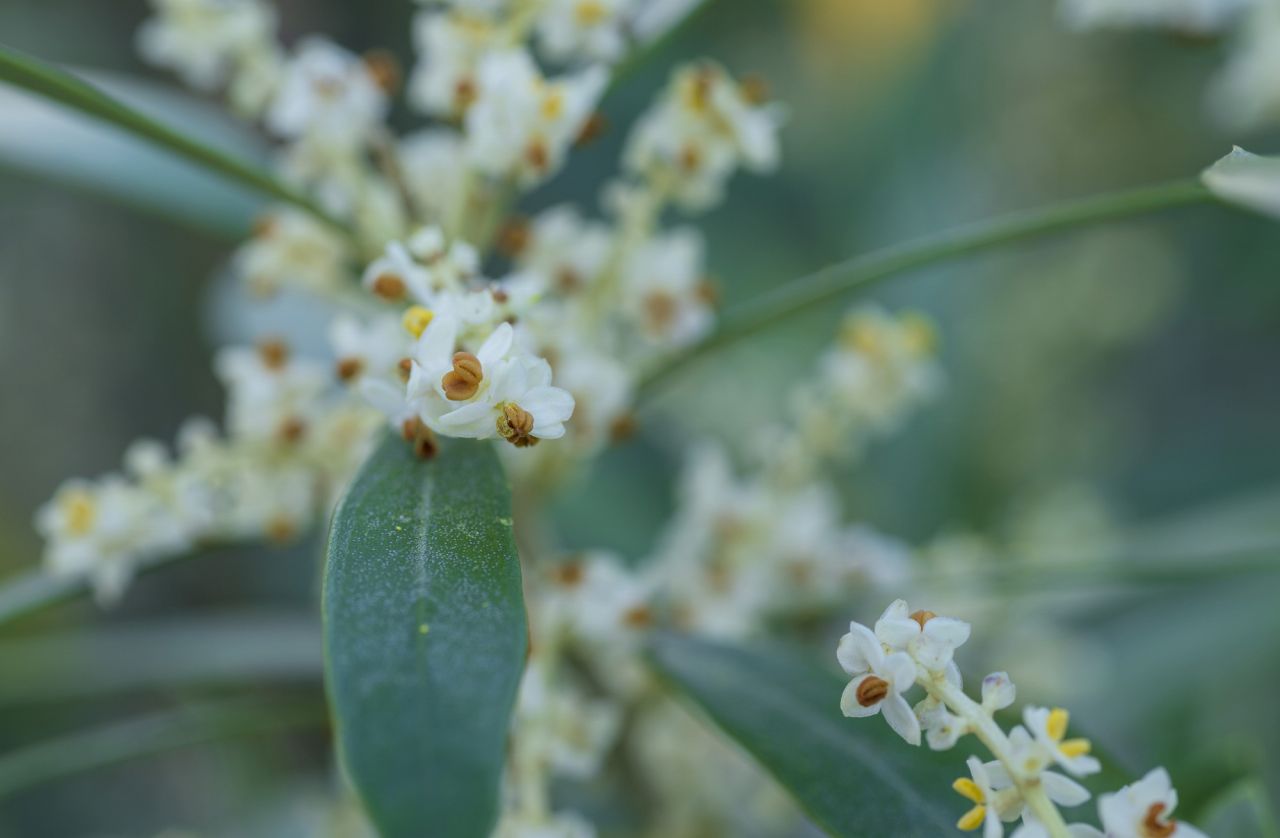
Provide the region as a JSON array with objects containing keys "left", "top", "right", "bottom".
[
  {"left": 1059, "top": 0, "right": 1280, "bottom": 131},
  {"left": 837, "top": 600, "right": 1207, "bottom": 838}
]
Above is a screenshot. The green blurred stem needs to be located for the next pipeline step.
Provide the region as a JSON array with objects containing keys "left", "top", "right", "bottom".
[
  {"left": 638, "top": 178, "right": 1217, "bottom": 398},
  {"left": 0, "top": 696, "right": 326, "bottom": 798},
  {"left": 0, "top": 45, "right": 347, "bottom": 234},
  {"left": 0, "top": 553, "right": 177, "bottom": 629}
]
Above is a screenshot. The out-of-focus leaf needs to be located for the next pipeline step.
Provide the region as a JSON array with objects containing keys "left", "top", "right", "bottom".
[
  {"left": 0, "top": 696, "right": 325, "bottom": 799},
  {"left": 0, "top": 67, "right": 263, "bottom": 238},
  {"left": 323, "top": 433, "right": 527, "bottom": 838},
  {"left": 1198, "top": 778, "right": 1280, "bottom": 838},
  {"left": 0, "top": 613, "right": 320, "bottom": 705},
  {"left": 648, "top": 632, "right": 970, "bottom": 837},
  {"left": 0, "top": 47, "right": 343, "bottom": 233}
]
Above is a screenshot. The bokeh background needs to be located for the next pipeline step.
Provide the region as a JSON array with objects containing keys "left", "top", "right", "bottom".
[{"left": 2, "top": 0, "right": 1279, "bottom": 835}]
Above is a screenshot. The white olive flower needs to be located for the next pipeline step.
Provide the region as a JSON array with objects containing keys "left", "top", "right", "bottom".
[
  {"left": 399, "top": 130, "right": 469, "bottom": 227},
  {"left": 407, "top": 10, "right": 499, "bottom": 116},
  {"left": 136, "top": 0, "right": 276, "bottom": 90},
  {"left": 214, "top": 341, "right": 329, "bottom": 446},
  {"left": 464, "top": 49, "right": 608, "bottom": 186},
  {"left": 917, "top": 698, "right": 969, "bottom": 751},
  {"left": 620, "top": 227, "right": 713, "bottom": 348},
  {"left": 837, "top": 621, "right": 921, "bottom": 745},
  {"left": 982, "top": 672, "right": 1017, "bottom": 713},
  {"left": 516, "top": 660, "right": 620, "bottom": 780},
  {"left": 266, "top": 38, "right": 387, "bottom": 148},
  {"left": 518, "top": 205, "right": 615, "bottom": 294},
  {"left": 953, "top": 756, "right": 1005, "bottom": 838},
  {"left": 233, "top": 208, "right": 350, "bottom": 297},
  {"left": 1097, "top": 768, "right": 1207, "bottom": 838},
  {"left": 1023, "top": 706, "right": 1101, "bottom": 777},
  {"left": 874, "top": 598, "right": 971, "bottom": 672},
  {"left": 535, "top": 0, "right": 634, "bottom": 63},
  {"left": 328, "top": 313, "right": 409, "bottom": 385},
  {"left": 361, "top": 241, "right": 432, "bottom": 302},
  {"left": 993, "top": 727, "right": 1093, "bottom": 807}
]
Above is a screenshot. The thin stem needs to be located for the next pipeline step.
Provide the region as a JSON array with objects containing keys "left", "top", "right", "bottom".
[
  {"left": 637, "top": 178, "right": 1217, "bottom": 399},
  {"left": 0, "top": 696, "right": 326, "bottom": 798},
  {"left": 0, "top": 44, "right": 348, "bottom": 236}
]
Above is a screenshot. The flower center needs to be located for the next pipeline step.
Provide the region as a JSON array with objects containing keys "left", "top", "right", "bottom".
[
  {"left": 442, "top": 352, "right": 483, "bottom": 400},
  {"left": 371, "top": 273, "right": 407, "bottom": 300},
  {"left": 909, "top": 609, "right": 937, "bottom": 629},
  {"left": 856, "top": 675, "right": 889, "bottom": 707},
  {"left": 497, "top": 402, "right": 538, "bottom": 447},
  {"left": 62, "top": 491, "right": 97, "bottom": 536},
  {"left": 258, "top": 339, "right": 289, "bottom": 369},
  {"left": 1142, "top": 802, "right": 1176, "bottom": 838}
]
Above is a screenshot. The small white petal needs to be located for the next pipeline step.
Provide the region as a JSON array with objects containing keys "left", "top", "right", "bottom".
[
  {"left": 839, "top": 674, "right": 883, "bottom": 719},
  {"left": 881, "top": 693, "right": 921, "bottom": 745}
]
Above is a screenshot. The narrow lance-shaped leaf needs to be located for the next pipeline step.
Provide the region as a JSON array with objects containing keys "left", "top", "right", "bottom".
[
  {"left": 324, "top": 434, "right": 527, "bottom": 838},
  {"left": 648, "top": 632, "right": 976, "bottom": 837}
]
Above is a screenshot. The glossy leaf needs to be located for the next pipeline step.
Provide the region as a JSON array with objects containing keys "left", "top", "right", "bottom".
[
  {"left": 323, "top": 433, "right": 527, "bottom": 838},
  {"left": 648, "top": 632, "right": 972, "bottom": 837}
]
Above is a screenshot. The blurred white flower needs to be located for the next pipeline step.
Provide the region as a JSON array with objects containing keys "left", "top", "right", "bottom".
[{"left": 837, "top": 621, "right": 921, "bottom": 745}]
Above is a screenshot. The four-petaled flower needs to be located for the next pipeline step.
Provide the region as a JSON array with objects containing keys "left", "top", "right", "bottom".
[{"left": 837, "top": 621, "right": 920, "bottom": 745}]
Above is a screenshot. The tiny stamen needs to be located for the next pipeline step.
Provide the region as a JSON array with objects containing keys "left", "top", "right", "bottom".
[
  {"left": 371, "top": 274, "right": 407, "bottom": 301},
  {"left": 258, "top": 339, "right": 289, "bottom": 369},
  {"left": 1142, "top": 803, "right": 1176, "bottom": 838},
  {"left": 909, "top": 609, "right": 937, "bottom": 629},
  {"left": 497, "top": 402, "right": 538, "bottom": 448},
  {"left": 442, "top": 352, "right": 483, "bottom": 400},
  {"left": 336, "top": 357, "right": 364, "bottom": 382},
  {"left": 855, "top": 675, "right": 889, "bottom": 707}
]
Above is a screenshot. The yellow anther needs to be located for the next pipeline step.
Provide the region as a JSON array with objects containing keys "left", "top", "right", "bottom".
[
  {"left": 541, "top": 89, "right": 565, "bottom": 121},
  {"left": 63, "top": 491, "right": 97, "bottom": 536},
  {"left": 1046, "top": 708, "right": 1070, "bottom": 742},
  {"left": 902, "top": 312, "right": 937, "bottom": 355},
  {"left": 1059, "top": 738, "right": 1092, "bottom": 759},
  {"left": 402, "top": 306, "right": 434, "bottom": 338},
  {"left": 957, "top": 804, "right": 986, "bottom": 831},
  {"left": 952, "top": 777, "right": 984, "bottom": 804},
  {"left": 841, "top": 319, "right": 883, "bottom": 357},
  {"left": 575, "top": 0, "right": 607, "bottom": 25}
]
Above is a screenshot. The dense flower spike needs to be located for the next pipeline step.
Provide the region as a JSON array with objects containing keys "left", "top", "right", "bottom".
[{"left": 837, "top": 601, "right": 1207, "bottom": 838}]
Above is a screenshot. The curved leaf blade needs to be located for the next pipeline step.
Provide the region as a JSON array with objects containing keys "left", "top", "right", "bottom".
[
  {"left": 648, "top": 632, "right": 968, "bottom": 837},
  {"left": 324, "top": 434, "right": 527, "bottom": 838}
]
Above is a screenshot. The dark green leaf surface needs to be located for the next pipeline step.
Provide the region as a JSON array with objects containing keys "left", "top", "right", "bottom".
[
  {"left": 649, "top": 632, "right": 971, "bottom": 837},
  {"left": 324, "top": 434, "right": 527, "bottom": 838}
]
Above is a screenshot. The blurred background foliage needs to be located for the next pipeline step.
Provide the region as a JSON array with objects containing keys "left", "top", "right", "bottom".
[{"left": 1, "top": 0, "right": 1279, "bottom": 835}]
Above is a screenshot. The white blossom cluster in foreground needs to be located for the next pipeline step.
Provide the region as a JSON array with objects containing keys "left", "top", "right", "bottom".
[
  {"left": 1058, "top": 0, "right": 1280, "bottom": 131},
  {"left": 838, "top": 601, "right": 1207, "bottom": 838}
]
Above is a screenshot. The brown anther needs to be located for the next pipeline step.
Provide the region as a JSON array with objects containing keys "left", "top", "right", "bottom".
[
  {"left": 371, "top": 273, "right": 407, "bottom": 301},
  {"left": 622, "top": 605, "right": 654, "bottom": 629},
  {"left": 497, "top": 403, "right": 538, "bottom": 447},
  {"left": 740, "top": 73, "right": 770, "bottom": 105},
  {"left": 695, "top": 278, "right": 721, "bottom": 308},
  {"left": 525, "top": 140, "right": 550, "bottom": 172},
  {"left": 401, "top": 418, "right": 419, "bottom": 442},
  {"left": 266, "top": 516, "right": 297, "bottom": 544},
  {"left": 574, "top": 111, "right": 608, "bottom": 146},
  {"left": 362, "top": 49, "right": 401, "bottom": 94},
  {"left": 644, "top": 292, "right": 679, "bottom": 333},
  {"left": 909, "top": 609, "right": 937, "bottom": 629},
  {"left": 397, "top": 357, "right": 413, "bottom": 382},
  {"left": 555, "top": 268, "right": 582, "bottom": 293},
  {"left": 258, "top": 339, "right": 289, "bottom": 369},
  {"left": 678, "top": 143, "right": 702, "bottom": 172},
  {"left": 251, "top": 214, "right": 278, "bottom": 238},
  {"left": 497, "top": 217, "right": 531, "bottom": 257},
  {"left": 454, "top": 77, "right": 477, "bottom": 111},
  {"left": 400, "top": 416, "right": 438, "bottom": 459},
  {"left": 278, "top": 417, "right": 307, "bottom": 444},
  {"left": 787, "top": 561, "right": 814, "bottom": 585},
  {"left": 442, "top": 352, "right": 483, "bottom": 400},
  {"left": 553, "top": 561, "right": 585, "bottom": 587},
  {"left": 855, "top": 675, "right": 889, "bottom": 707},
  {"left": 609, "top": 413, "right": 638, "bottom": 442},
  {"left": 336, "top": 357, "right": 364, "bottom": 382},
  {"left": 1142, "top": 804, "right": 1176, "bottom": 838},
  {"left": 491, "top": 288, "right": 510, "bottom": 304}
]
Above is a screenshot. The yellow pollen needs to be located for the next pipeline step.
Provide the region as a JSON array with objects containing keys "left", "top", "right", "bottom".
[
  {"left": 541, "top": 89, "right": 565, "bottom": 121},
  {"left": 63, "top": 491, "right": 97, "bottom": 536},
  {"left": 402, "top": 306, "right": 434, "bottom": 338},
  {"left": 952, "top": 777, "right": 984, "bottom": 804},
  {"left": 956, "top": 805, "right": 986, "bottom": 832},
  {"left": 1059, "top": 738, "right": 1092, "bottom": 759},
  {"left": 575, "top": 0, "right": 608, "bottom": 25},
  {"left": 1046, "top": 707, "right": 1070, "bottom": 742},
  {"left": 902, "top": 313, "right": 937, "bottom": 355},
  {"left": 841, "top": 319, "right": 883, "bottom": 356}
]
